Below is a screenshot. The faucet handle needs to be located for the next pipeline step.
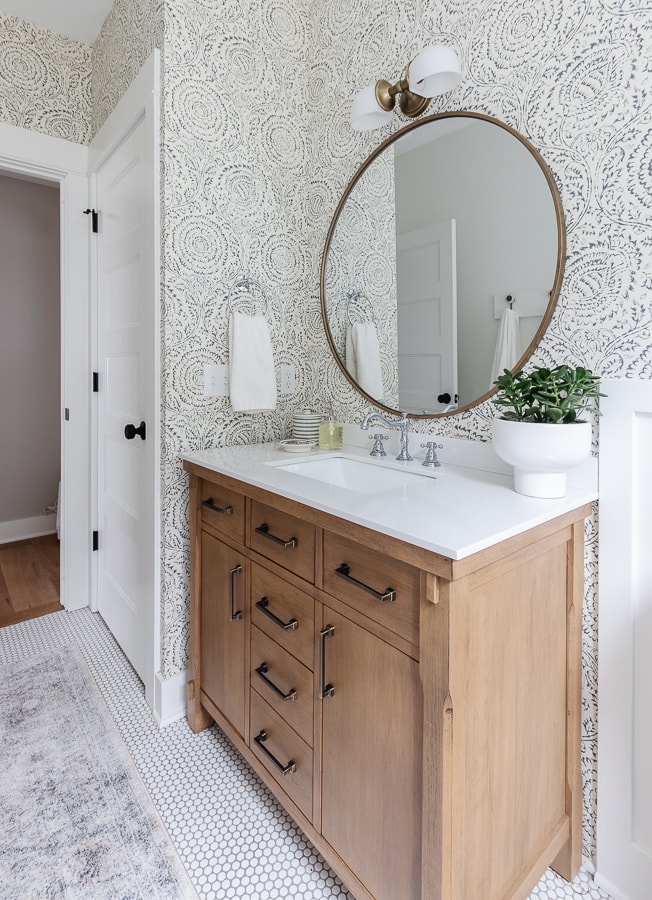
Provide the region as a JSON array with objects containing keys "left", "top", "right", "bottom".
[
  {"left": 369, "top": 434, "right": 390, "bottom": 457},
  {"left": 420, "top": 441, "right": 443, "bottom": 468}
]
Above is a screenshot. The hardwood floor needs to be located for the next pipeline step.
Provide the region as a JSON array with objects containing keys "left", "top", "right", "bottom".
[{"left": 0, "top": 534, "right": 62, "bottom": 627}]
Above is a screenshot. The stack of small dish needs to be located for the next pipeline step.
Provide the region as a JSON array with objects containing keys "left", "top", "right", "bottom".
[{"left": 292, "top": 409, "right": 322, "bottom": 443}]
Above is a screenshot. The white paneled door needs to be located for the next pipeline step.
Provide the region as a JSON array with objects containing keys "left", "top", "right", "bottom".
[
  {"left": 95, "top": 112, "right": 156, "bottom": 695},
  {"left": 396, "top": 221, "right": 457, "bottom": 414},
  {"left": 597, "top": 379, "right": 652, "bottom": 900}
]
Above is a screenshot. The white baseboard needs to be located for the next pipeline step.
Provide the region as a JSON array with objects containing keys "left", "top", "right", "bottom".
[
  {"left": 152, "top": 668, "right": 188, "bottom": 727},
  {"left": 594, "top": 872, "right": 633, "bottom": 900},
  {"left": 0, "top": 515, "right": 57, "bottom": 544}
]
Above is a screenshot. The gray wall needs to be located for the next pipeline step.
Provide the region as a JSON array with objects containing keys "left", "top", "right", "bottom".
[{"left": 0, "top": 173, "right": 60, "bottom": 523}]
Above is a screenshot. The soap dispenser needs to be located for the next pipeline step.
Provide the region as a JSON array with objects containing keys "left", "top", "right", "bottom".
[{"left": 319, "top": 404, "right": 343, "bottom": 450}]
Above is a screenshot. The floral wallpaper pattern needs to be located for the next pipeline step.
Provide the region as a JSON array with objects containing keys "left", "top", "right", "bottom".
[
  {"left": 158, "top": 0, "right": 315, "bottom": 689},
  {"left": 91, "top": 0, "right": 162, "bottom": 136},
  {"left": 4, "top": 0, "right": 650, "bottom": 866},
  {"left": 0, "top": 12, "right": 91, "bottom": 143}
]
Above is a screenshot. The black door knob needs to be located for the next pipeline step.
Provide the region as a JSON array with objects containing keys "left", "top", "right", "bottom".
[
  {"left": 124, "top": 421, "right": 146, "bottom": 441},
  {"left": 437, "top": 393, "right": 451, "bottom": 404}
]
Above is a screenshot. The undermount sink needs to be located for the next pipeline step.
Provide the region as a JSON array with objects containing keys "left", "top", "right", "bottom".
[{"left": 270, "top": 454, "right": 434, "bottom": 494}]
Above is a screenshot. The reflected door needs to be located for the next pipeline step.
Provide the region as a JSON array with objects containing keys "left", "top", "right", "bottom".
[
  {"left": 396, "top": 221, "right": 457, "bottom": 413},
  {"left": 96, "top": 117, "right": 155, "bottom": 683}
]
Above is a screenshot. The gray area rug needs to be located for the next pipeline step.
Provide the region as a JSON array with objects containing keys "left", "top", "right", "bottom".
[{"left": 0, "top": 645, "right": 197, "bottom": 899}]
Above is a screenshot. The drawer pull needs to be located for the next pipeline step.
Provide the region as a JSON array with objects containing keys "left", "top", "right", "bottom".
[
  {"left": 255, "top": 662, "right": 297, "bottom": 702},
  {"left": 229, "top": 565, "right": 243, "bottom": 621},
  {"left": 255, "top": 523, "right": 298, "bottom": 549},
  {"left": 255, "top": 597, "right": 298, "bottom": 632},
  {"left": 254, "top": 730, "right": 296, "bottom": 776},
  {"left": 319, "top": 625, "right": 335, "bottom": 700},
  {"left": 202, "top": 498, "right": 233, "bottom": 516},
  {"left": 335, "top": 563, "right": 396, "bottom": 603}
]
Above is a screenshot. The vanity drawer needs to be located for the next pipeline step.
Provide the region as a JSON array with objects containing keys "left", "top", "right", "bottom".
[
  {"left": 322, "top": 531, "right": 420, "bottom": 647},
  {"left": 250, "top": 563, "right": 315, "bottom": 667},
  {"left": 249, "top": 500, "right": 315, "bottom": 583},
  {"left": 200, "top": 480, "right": 245, "bottom": 542},
  {"left": 250, "top": 690, "right": 313, "bottom": 820},
  {"left": 251, "top": 626, "right": 313, "bottom": 745}
]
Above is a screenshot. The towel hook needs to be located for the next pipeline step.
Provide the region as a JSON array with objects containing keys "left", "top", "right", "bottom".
[
  {"left": 227, "top": 274, "right": 269, "bottom": 317},
  {"left": 346, "top": 289, "right": 376, "bottom": 326},
  {"left": 506, "top": 294, "right": 515, "bottom": 310}
]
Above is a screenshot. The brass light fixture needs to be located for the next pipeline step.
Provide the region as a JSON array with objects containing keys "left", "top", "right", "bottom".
[{"left": 350, "top": 45, "right": 462, "bottom": 131}]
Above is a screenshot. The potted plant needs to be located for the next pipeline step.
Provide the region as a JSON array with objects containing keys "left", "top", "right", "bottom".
[{"left": 492, "top": 364, "right": 604, "bottom": 498}]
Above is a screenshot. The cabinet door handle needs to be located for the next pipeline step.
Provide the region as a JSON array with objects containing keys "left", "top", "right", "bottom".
[
  {"left": 255, "top": 597, "right": 298, "bottom": 631},
  {"left": 229, "top": 565, "right": 243, "bottom": 621},
  {"left": 255, "top": 523, "right": 297, "bottom": 549},
  {"left": 253, "top": 730, "right": 296, "bottom": 775},
  {"left": 319, "top": 625, "right": 335, "bottom": 699},
  {"left": 334, "top": 563, "right": 396, "bottom": 603},
  {"left": 255, "top": 662, "right": 297, "bottom": 702},
  {"left": 202, "top": 498, "right": 233, "bottom": 516}
]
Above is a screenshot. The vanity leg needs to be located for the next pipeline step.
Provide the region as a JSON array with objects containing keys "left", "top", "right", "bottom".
[
  {"left": 187, "top": 473, "right": 213, "bottom": 734},
  {"left": 187, "top": 680, "right": 213, "bottom": 732},
  {"left": 420, "top": 574, "right": 453, "bottom": 900},
  {"left": 552, "top": 519, "right": 584, "bottom": 880}
]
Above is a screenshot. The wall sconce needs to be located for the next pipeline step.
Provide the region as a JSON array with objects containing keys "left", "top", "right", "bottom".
[{"left": 350, "top": 45, "right": 462, "bottom": 131}]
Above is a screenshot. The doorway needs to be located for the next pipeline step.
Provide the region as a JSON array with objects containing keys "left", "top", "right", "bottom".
[
  {"left": 0, "top": 171, "right": 63, "bottom": 627},
  {"left": 0, "top": 120, "right": 91, "bottom": 614}
]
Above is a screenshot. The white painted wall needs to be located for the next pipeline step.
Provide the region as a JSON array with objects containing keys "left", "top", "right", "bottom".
[{"left": 0, "top": 172, "right": 60, "bottom": 528}]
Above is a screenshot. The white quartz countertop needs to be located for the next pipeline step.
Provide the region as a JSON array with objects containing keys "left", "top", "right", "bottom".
[{"left": 181, "top": 434, "right": 597, "bottom": 561}]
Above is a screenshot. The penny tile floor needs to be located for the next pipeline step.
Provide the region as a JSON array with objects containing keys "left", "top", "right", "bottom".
[{"left": 0, "top": 609, "right": 614, "bottom": 900}]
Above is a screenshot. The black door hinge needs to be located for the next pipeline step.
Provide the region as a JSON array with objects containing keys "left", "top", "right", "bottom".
[
  {"left": 93, "top": 372, "right": 99, "bottom": 393},
  {"left": 83, "top": 208, "right": 98, "bottom": 233},
  {"left": 64, "top": 408, "right": 70, "bottom": 421},
  {"left": 92, "top": 530, "right": 99, "bottom": 551}
]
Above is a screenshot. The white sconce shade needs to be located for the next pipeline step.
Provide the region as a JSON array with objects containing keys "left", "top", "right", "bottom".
[
  {"left": 350, "top": 84, "right": 394, "bottom": 131},
  {"left": 408, "top": 45, "right": 462, "bottom": 98}
]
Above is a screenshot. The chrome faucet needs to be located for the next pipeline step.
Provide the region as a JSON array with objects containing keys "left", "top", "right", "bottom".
[{"left": 360, "top": 411, "right": 412, "bottom": 462}]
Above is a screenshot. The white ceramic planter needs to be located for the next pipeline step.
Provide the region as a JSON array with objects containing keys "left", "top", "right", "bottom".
[{"left": 492, "top": 417, "right": 592, "bottom": 498}]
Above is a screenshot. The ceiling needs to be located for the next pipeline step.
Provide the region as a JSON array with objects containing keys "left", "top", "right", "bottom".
[{"left": 1, "top": 0, "right": 114, "bottom": 44}]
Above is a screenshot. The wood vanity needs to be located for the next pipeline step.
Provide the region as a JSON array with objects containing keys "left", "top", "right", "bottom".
[{"left": 183, "top": 449, "right": 590, "bottom": 900}]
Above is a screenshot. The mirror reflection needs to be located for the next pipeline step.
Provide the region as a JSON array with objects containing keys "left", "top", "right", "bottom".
[{"left": 321, "top": 113, "right": 564, "bottom": 416}]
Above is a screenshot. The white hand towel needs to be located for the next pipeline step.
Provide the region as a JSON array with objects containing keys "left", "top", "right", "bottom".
[
  {"left": 349, "top": 322, "right": 384, "bottom": 401},
  {"left": 229, "top": 312, "right": 277, "bottom": 412},
  {"left": 490, "top": 308, "right": 521, "bottom": 386}
]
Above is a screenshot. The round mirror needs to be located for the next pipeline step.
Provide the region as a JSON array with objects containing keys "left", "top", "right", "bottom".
[{"left": 320, "top": 112, "right": 565, "bottom": 417}]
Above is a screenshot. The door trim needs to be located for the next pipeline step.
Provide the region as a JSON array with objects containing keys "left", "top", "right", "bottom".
[
  {"left": 89, "top": 50, "right": 161, "bottom": 713},
  {"left": 0, "top": 122, "right": 90, "bottom": 611}
]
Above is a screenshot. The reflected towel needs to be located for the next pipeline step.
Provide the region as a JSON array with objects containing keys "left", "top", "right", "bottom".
[
  {"left": 229, "top": 313, "right": 277, "bottom": 412},
  {"left": 346, "top": 322, "right": 384, "bottom": 401},
  {"left": 490, "top": 308, "right": 521, "bottom": 386}
]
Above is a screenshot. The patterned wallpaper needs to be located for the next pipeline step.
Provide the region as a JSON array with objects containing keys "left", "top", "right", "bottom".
[
  {"left": 0, "top": 11, "right": 91, "bottom": 143},
  {"left": 324, "top": 153, "right": 399, "bottom": 408},
  {"left": 4, "top": 0, "right": 650, "bottom": 866},
  {"left": 91, "top": 0, "right": 162, "bottom": 136},
  {"left": 159, "top": 0, "right": 315, "bottom": 686}
]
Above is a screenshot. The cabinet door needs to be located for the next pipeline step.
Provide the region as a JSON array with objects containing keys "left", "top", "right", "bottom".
[
  {"left": 201, "top": 530, "right": 246, "bottom": 737},
  {"left": 320, "top": 607, "right": 422, "bottom": 900}
]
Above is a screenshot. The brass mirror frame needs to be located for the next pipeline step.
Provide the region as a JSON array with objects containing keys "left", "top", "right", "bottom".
[{"left": 319, "top": 111, "right": 566, "bottom": 418}]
